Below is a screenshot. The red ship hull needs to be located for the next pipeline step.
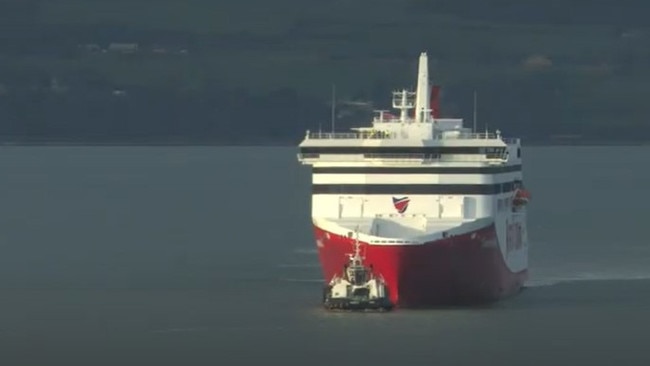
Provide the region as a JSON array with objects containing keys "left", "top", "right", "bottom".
[{"left": 314, "top": 223, "right": 527, "bottom": 308}]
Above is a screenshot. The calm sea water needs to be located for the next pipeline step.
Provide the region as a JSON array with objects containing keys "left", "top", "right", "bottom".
[{"left": 0, "top": 146, "right": 649, "bottom": 365}]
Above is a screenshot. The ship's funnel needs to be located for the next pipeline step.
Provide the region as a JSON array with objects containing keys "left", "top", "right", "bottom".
[{"left": 414, "top": 52, "right": 430, "bottom": 123}]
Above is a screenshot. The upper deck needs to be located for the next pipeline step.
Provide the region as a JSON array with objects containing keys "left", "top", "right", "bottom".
[
  {"left": 301, "top": 129, "right": 519, "bottom": 146},
  {"left": 297, "top": 52, "right": 521, "bottom": 166},
  {"left": 303, "top": 115, "right": 518, "bottom": 145}
]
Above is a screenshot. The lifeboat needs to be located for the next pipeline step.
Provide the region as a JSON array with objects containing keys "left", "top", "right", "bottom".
[{"left": 512, "top": 187, "right": 531, "bottom": 207}]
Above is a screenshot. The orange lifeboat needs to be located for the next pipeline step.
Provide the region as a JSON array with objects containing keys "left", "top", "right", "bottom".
[{"left": 513, "top": 187, "right": 531, "bottom": 206}]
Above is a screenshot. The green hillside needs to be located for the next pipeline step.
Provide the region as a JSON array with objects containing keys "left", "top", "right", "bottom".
[{"left": 0, "top": 0, "right": 649, "bottom": 143}]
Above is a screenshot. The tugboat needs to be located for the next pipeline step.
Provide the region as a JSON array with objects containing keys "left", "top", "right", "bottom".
[{"left": 322, "top": 230, "right": 394, "bottom": 311}]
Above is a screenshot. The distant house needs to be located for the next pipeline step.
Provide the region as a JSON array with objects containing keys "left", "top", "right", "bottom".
[{"left": 108, "top": 43, "right": 139, "bottom": 53}]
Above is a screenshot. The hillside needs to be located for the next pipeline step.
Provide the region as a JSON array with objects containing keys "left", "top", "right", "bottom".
[{"left": 0, "top": 0, "right": 649, "bottom": 144}]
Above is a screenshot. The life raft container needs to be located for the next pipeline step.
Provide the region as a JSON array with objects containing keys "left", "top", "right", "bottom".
[{"left": 513, "top": 188, "right": 531, "bottom": 206}]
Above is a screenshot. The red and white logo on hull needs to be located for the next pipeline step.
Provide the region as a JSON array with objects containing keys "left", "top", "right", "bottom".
[{"left": 392, "top": 196, "right": 410, "bottom": 213}]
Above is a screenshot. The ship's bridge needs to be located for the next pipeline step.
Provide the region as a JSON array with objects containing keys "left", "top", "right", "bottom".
[{"left": 298, "top": 121, "right": 519, "bottom": 166}]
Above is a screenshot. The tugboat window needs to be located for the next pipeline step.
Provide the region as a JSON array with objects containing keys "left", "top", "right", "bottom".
[{"left": 354, "top": 271, "right": 365, "bottom": 284}]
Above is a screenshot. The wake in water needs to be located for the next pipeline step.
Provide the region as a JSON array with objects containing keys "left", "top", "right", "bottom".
[
  {"left": 280, "top": 278, "right": 324, "bottom": 283},
  {"left": 526, "top": 271, "right": 650, "bottom": 287},
  {"left": 293, "top": 247, "right": 318, "bottom": 255},
  {"left": 151, "top": 327, "right": 210, "bottom": 334},
  {"left": 278, "top": 248, "right": 321, "bottom": 283},
  {"left": 526, "top": 236, "right": 650, "bottom": 287},
  {"left": 277, "top": 263, "right": 321, "bottom": 268}
]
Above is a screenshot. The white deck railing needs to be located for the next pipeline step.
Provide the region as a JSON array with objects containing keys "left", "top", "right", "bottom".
[
  {"left": 304, "top": 130, "right": 519, "bottom": 144},
  {"left": 306, "top": 131, "right": 392, "bottom": 140},
  {"left": 297, "top": 153, "right": 508, "bottom": 163}
]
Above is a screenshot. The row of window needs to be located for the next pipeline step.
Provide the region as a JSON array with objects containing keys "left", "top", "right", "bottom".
[
  {"left": 300, "top": 146, "right": 508, "bottom": 155},
  {"left": 313, "top": 164, "right": 522, "bottom": 174},
  {"left": 313, "top": 181, "right": 521, "bottom": 195}
]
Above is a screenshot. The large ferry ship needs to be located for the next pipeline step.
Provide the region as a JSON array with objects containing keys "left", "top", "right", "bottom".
[{"left": 297, "top": 52, "right": 530, "bottom": 307}]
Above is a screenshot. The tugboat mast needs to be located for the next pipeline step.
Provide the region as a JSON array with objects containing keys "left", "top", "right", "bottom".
[{"left": 350, "top": 229, "right": 363, "bottom": 264}]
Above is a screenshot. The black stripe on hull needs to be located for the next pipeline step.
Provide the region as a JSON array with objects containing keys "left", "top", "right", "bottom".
[
  {"left": 312, "top": 182, "right": 517, "bottom": 195},
  {"left": 300, "top": 146, "right": 504, "bottom": 155},
  {"left": 313, "top": 165, "right": 522, "bottom": 174}
]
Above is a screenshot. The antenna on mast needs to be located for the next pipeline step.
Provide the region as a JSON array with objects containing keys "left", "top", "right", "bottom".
[
  {"left": 330, "top": 84, "right": 336, "bottom": 133},
  {"left": 352, "top": 225, "right": 363, "bottom": 262},
  {"left": 472, "top": 89, "right": 477, "bottom": 133}
]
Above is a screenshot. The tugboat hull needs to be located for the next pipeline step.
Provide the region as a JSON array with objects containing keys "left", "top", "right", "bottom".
[{"left": 322, "top": 285, "right": 394, "bottom": 311}]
